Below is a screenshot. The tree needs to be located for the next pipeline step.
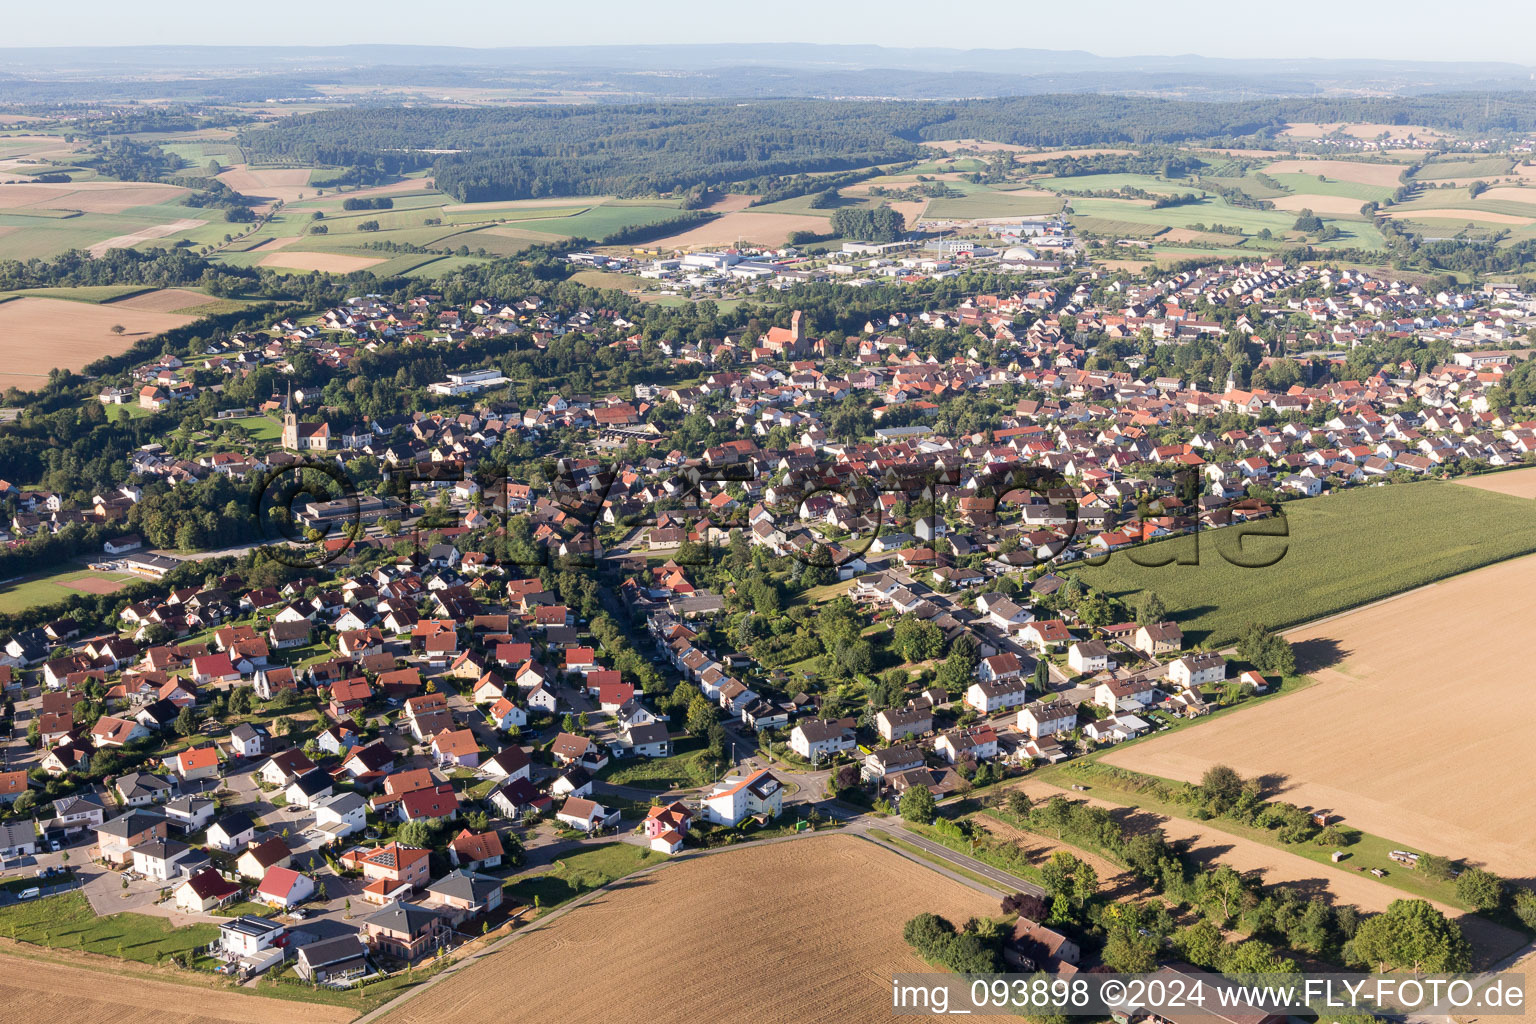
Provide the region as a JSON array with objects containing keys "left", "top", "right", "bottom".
[
  {"left": 1196, "top": 864, "right": 1251, "bottom": 924},
  {"left": 1455, "top": 867, "right": 1504, "bottom": 911},
  {"left": 1175, "top": 920, "right": 1227, "bottom": 969},
  {"left": 1199, "top": 764, "right": 1244, "bottom": 813},
  {"left": 110, "top": 324, "right": 126, "bottom": 336},
  {"left": 1236, "top": 623, "right": 1296, "bottom": 676},
  {"left": 901, "top": 784, "right": 936, "bottom": 824},
  {"left": 1134, "top": 591, "right": 1166, "bottom": 625},
  {"left": 1348, "top": 899, "right": 1472, "bottom": 973},
  {"left": 1222, "top": 939, "right": 1297, "bottom": 975},
  {"left": 1416, "top": 853, "right": 1453, "bottom": 881},
  {"left": 397, "top": 818, "right": 441, "bottom": 848},
  {"left": 1005, "top": 790, "right": 1033, "bottom": 818},
  {"left": 173, "top": 704, "right": 197, "bottom": 737},
  {"left": 1039, "top": 851, "right": 1098, "bottom": 922},
  {"left": 685, "top": 695, "right": 716, "bottom": 735},
  {"left": 1293, "top": 209, "right": 1323, "bottom": 233},
  {"left": 1513, "top": 889, "right": 1536, "bottom": 929}
]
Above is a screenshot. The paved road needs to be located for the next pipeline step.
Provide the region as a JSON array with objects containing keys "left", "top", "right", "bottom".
[{"left": 856, "top": 819, "right": 1045, "bottom": 898}]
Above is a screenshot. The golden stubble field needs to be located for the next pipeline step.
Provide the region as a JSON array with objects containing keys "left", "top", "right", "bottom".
[
  {"left": 0, "top": 951, "right": 356, "bottom": 1024},
  {"left": 1102, "top": 483, "right": 1536, "bottom": 879},
  {"left": 1262, "top": 159, "right": 1408, "bottom": 187},
  {"left": 650, "top": 210, "right": 831, "bottom": 249},
  {"left": 0, "top": 295, "right": 195, "bottom": 391},
  {"left": 384, "top": 835, "right": 996, "bottom": 1024}
]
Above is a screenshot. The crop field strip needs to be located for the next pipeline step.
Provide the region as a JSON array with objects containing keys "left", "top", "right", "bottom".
[{"left": 1065, "top": 480, "right": 1536, "bottom": 648}]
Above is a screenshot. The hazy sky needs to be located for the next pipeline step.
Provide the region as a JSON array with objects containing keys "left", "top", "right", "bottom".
[{"left": 5, "top": 0, "right": 1535, "bottom": 65}]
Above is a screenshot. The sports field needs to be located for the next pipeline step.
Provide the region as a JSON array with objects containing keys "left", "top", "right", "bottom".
[
  {"left": 0, "top": 566, "right": 136, "bottom": 614},
  {"left": 1066, "top": 480, "right": 1536, "bottom": 647}
]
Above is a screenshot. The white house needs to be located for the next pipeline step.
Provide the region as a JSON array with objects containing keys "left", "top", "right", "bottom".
[
  {"left": 1167, "top": 653, "right": 1226, "bottom": 689},
  {"left": 976, "top": 652, "right": 1023, "bottom": 685},
  {"left": 700, "top": 769, "right": 782, "bottom": 826},
  {"left": 965, "top": 678, "right": 1030, "bottom": 715},
  {"left": 787, "top": 717, "right": 857, "bottom": 762},
  {"left": 206, "top": 811, "right": 256, "bottom": 852},
  {"left": 131, "top": 838, "right": 190, "bottom": 881},
  {"left": 1067, "top": 641, "right": 1114, "bottom": 675},
  {"left": 256, "top": 866, "right": 315, "bottom": 909},
  {"left": 314, "top": 791, "right": 367, "bottom": 840},
  {"left": 1017, "top": 700, "right": 1078, "bottom": 739},
  {"left": 555, "top": 797, "right": 620, "bottom": 833},
  {"left": 935, "top": 725, "right": 999, "bottom": 764},
  {"left": 1093, "top": 677, "right": 1159, "bottom": 711}
]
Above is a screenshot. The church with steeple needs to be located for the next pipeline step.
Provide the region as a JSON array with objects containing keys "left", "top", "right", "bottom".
[{"left": 280, "top": 383, "right": 331, "bottom": 452}]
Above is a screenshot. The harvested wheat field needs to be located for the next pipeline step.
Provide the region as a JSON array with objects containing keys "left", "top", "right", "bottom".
[
  {"left": 1262, "top": 159, "right": 1406, "bottom": 187},
  {"left": 890, "top": 199, "right": 929, "bottom": 225},
  {"left": 701, "top": 192, "right": 756, "bottom": 212},
  {"left": 0, "top": 951, "right": 355, "bottom": 1024},
  {"left": 1457, "top": 466, "right": 1536, "bottom": 500},
  {"left": 1270, "top": 194, "right": 1371, "bottom": 216},
  {"left": 1100, "top": 549, "right": 1536, "bottom": 880},
  {"left": 216, "top": 165, "right": 312, "bottom": 206},
  {"left": 1386, "top": 209, "right": 1534, "bottom": 226},
  {"left": 384, "top": 835, "right": 994, "bottom": 1024},
  {"left": 1463, "top": 186, "right": 1536, "bottom": 206},
  {"left": 258, "top": 251, "right": 385, "bottom": 273},
  {"left": 926, "top": 140, "right": 1133, "bottom": 161},
  {"left": 88, "top": 218, "right": 207, "bottom": 257},
  {"left": 0, "top": 181, "right": 189, "bottom": 213},
  {"left": 650, "top": 211, "right": 830, "bottom": 249},
  {"left": 109, "top": 288, "right": 213, "bottom": 313},
  {"left": 1010, "top": 781, "right": 1521, "bottom": 966},
  {"left": 1282, "top": 122, "right": 1446, "bottom": 140},
  {"left": 0, "top": 296, "right": 193, "bottom": 390}
]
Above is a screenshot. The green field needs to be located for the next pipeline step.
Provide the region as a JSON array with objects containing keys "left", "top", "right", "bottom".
[
  {"left": 1067, "top": 480, "right": 1536, "bottom": 647},
  {"left": 1197, "top": 173, "right": 1291, "bottom": 201},
  {"left": 1265, "top": 173, "right": 1395, "bottom": 203},
  {"left": 1065, "top": 195, "right": 1298, "bottom": 236},
  {"left": 502, "top": 842, "right": 656, "bottom": 912},
  {"left": 1035, "top": 173, "right": 1212, "bottom": 197},
  {"left": 0, "top": 892, "right": 217, "bottom": 963},
  {"left": 921, "top": 186, "right": 1065, "bottom": 220},
  {"left": 216, "top": 414, "right": 282, "bottom": 441},
  {"left": 1071, "top": 216, "right": 1171, "bottom": 239},
  {"left": 1413, "top": 157, "right": 1515, "bottom": 181},
  {"left": 0, "top": 565, "right": 137, "bottom": 615},
  {"left": 0, "top": 285, "right": 153, "bottom": 304}
]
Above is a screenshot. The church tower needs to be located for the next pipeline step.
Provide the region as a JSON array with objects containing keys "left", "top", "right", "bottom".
[{"left": 281, "top": 380, "right": 299, "bottom": 451}]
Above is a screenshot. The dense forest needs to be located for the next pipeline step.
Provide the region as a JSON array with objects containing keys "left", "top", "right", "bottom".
[{"left": 236, "top": 93, "right": 1536, "bottom": 202}]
